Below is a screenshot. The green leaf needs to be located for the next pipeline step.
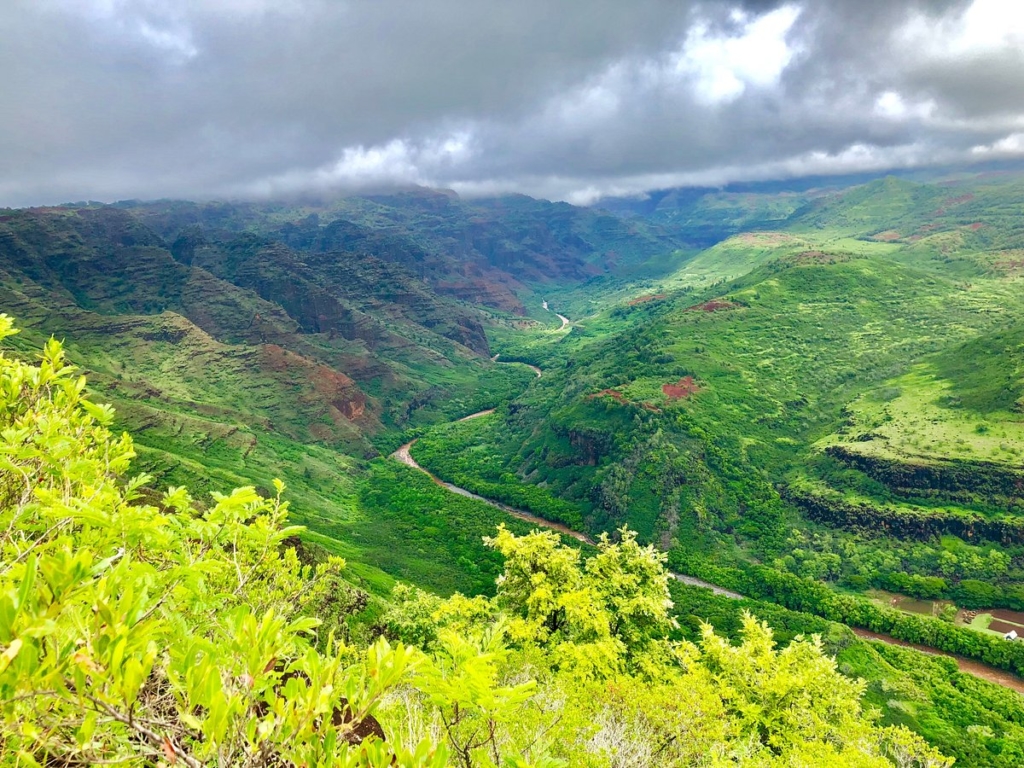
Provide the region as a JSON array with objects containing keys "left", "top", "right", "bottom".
[{"left": 15, "top": 554, "right": 36, "bottom": 618}]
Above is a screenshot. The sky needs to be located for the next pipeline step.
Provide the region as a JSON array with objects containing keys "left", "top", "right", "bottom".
[{"left": 2, "top": 0, "right": 1024, "bottom": 206}]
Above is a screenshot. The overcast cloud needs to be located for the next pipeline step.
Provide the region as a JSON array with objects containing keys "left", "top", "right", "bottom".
[{"left": 2, "top": 0, "right": 1023, "bottom": 205}]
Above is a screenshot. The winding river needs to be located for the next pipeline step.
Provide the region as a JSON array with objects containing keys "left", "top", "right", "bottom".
[
  {"left": 389, "top": 305, "right": 1024, "bottom": 694},
  {"left": 542, "top": 300, "right": 570, "bottom": 330}
]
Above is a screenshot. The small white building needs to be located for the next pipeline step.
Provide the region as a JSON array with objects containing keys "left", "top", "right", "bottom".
[{"left": 1005, "top": 630, "right": 1018, "bottom": 642}]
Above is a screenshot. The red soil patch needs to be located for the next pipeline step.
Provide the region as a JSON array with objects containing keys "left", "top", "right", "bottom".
[
  {"left": 260, "top": 344, "right": 370, "bottom": 422},
  {"left": 988, "top": 619, "right": 1021, "bottom": 635},
  {"left": 662, "top": 376, "right": 701, "bottom": 399},
  {"left": 628, "top": 293, "right": 667, "bottom": 306},
  {"left": 969, "top": 222, "right": 984, "bottom": 231},
  {"left": 870, "top": 230, "right": 902, "bottom": 242},
  {"left": 687, "top": 300, "right": 737, "bottom": 313},
  {"left": 589, "top": 389, "right": 628, "bottom": 404},
  {"left": 310, "top": 368, "right": 367, "bottom": 421},
  {"left": 990, "top": 609, "right": 1024, "bottom": 625}
]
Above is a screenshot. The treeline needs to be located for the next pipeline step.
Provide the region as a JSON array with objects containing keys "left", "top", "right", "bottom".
[
  {"left": 787, "top": 488, "right": 1024, "bottom": 545},
  {"left": 409, "top": 439, "right": 587, "bottom": 531},
  {"left": 787, "top": 489, "right": 1024, "bottom": 609},
  {"left": 669, "top": 579, "right": 837, "bottom": 646},
  {"left": 669, "top": 553, "right": 1024, "bottom": 676},
  {"left": 405, "top": 421, "right": 589, "bottom": 528},
  {"left": 856, "top": 570, "right": 1024, "bottom": 611},
  {"left": 438, "top": 470, "right": 585, "bottom": 531},
  {"left": 355, "top": 461, "right": 539, "bottom": 596}
]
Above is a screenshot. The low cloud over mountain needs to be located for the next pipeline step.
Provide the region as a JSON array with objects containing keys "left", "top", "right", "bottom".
[{"left": 3, "top": 0, "right": 1022, "bottom": 204}]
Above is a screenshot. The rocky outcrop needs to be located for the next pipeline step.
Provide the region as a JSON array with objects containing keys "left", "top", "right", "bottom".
[
  {"left": 786, "top": 487, "right": 1024, "bottom": 545},
  {"left": 550, "top": 426, "right": 614, "bottom": 467},
  {"left": 825, "top": 445, "right": 1024, "bottom": 501}
]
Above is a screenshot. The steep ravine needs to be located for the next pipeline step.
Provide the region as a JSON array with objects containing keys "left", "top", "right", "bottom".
[{"left": 388, "top": 313, "right": 1024, "bottom": 694}]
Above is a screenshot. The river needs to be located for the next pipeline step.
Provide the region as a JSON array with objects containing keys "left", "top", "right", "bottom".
[
  {"left": 389, "top": 311, "right": 1024, "bottom": 695},
  {"left": 542, "top": 299, "right": 570, "bottom": 330}
]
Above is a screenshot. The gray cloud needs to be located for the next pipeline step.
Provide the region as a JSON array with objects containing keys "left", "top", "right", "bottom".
[{"left": 0, "top": 0, "right": 1021, "bottom": 206}]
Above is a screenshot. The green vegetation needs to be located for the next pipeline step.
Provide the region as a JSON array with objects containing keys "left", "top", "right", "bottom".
[
  {"left": 0, "top": 324, "right": 949, "bottom": 766},
  {"left": 820, "top": 367, "right": 1024, "bottom": 471},
  {"left": 0, "top": 319, "right": 438, "bottom": 766},
  {"left": 401, "top": 174, "right": 1024, "bottom": 764},
  {"left": 671, "top": 583, "right": 1024, "bottom": 767},
  {"left": 410, "top": 415, "right": 586, "bottom": 531},
  {"left": 9, "top": 171, "right": 1024, "bottom": 763},
  {"left": 672, "top": 555, "right": 1024, "bottom": 677}
]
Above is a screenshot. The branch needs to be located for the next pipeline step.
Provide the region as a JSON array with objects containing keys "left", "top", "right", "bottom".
[
  {"left": 85, "top": 695, "right": 204, "bottom": 768},
  {"left": 0, "top": 517, "right": 70, "bottom": 577}
]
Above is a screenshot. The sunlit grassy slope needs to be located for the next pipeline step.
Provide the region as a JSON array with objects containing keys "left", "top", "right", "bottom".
[{"left": 820, "top": 365, "right": 1024, "bottom": 467}]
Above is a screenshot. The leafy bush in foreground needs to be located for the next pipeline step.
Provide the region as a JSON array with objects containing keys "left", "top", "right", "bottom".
[
  {"left": 0, "top": 317, "right": 443, "bottom": 767},
  {"left": 381, "top": 526, "right": 950, "bottom": 767}
]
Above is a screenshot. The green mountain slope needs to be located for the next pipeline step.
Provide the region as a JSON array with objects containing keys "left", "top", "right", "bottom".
[
  {"left": 10, "top": 172, "right": 1024, "bottom": 764},
  {"left": 118, "top": 188, "right": 689, "bottom": 317},
  {"left": 412, "top": 172, "right": 1024, "bottom": 637},
  {"left": 424, "top": 251, "right": 1022, "bottom": 533},
  {"left": 0, "top": 204, "right": 545, "bottom": 594}
]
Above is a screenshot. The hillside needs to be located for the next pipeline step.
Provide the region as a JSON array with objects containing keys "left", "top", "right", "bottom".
[
  {"left": 0, "top": 203, "right": 545, "bottom": 595},
  {"left": 117, "top": 190, "right": 689, "bottom": 317},
  {"left": 8, "top": 172, "right": 1024, "bottom": 764},
  {"left": 405, "top": 173, "right": 1024, "bottom": 763},
  {"left": 1, "top": 324, "right": 959, "bottom": 765},
  {"left": 417, "top": 173, "right": 1024, "bottom": 557}
]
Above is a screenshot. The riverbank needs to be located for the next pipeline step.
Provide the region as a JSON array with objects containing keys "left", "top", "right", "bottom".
[{"left": 392, "top": 410, "right": 1024, "bottom": 696}]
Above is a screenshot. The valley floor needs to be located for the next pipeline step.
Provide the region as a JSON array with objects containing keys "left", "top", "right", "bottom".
[{"left": 398, "top": 394, "right": 1024, "bottom": 695}]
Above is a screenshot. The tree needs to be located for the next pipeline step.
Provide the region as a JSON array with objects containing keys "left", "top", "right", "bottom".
[
  {"left": 484, "top": 525, "right": 621, "bottom": 678},
  {"left": 0, "top": 317, "right": 445, "bottom": 767},
  {"left": 585, "top": 528, "right": 677, "bottom": 653}
]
